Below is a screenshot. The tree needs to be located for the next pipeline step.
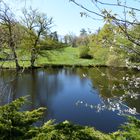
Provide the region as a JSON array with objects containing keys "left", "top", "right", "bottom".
[
  {"left": 0, "top": 0, "right": 21, "bottom": 70},
  {"left": 80, "top": 28, "right": 87, "bottom": 37},
  {"left": 63, "top": 33, "right": 77, "bottom": 47},
  {"left": 50, "top": 31, "right": 59, "bottom": 41},
  {"left": 69, "top": 0, "right": 140, "bottom": 56},
  {"left": 21, "top": 7, "right": 53, "bottom": 68},
  {"left": 97, "top": 23, "right": 115, "bottom": 47},
  {"left": 0, "top": 26, "right": 5, "bottom": 52},
  {"left": 78, "top": 28, "right": 89, "bottom": 46}
]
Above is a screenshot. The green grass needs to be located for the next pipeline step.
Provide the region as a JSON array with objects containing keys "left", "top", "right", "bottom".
[
  {"left": 37, "top": 47, "right": 105, "bottom": 67},
  {"left": 0, "top": 47, "right": 106, "bottom": 69},
  {"left": 1, "top": 47, "right": 139, "bottom": 69}
]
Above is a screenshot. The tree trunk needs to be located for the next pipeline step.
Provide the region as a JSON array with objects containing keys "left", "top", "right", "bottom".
[
  {"left": 30, "top": 31, "right": 41, "bottom": 68},
  {"left": 10, "top": 38, "right": 20, "bottom": 70},
  {"left": 8, "top": 25, "right": 20, "bottom": 70},
  {"left": 30, "top": 48, "right": 36, "bottom": 68},
  {"left": 13, "top": 47, "right": 20, "bottom": 70}
]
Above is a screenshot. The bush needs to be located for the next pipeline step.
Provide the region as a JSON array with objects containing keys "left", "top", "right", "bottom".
[
  {"left": 34, "top": 121, "right": 111, "bottom": 140},
  {"left": 79, "top": 46, "right": 93, "bottom": 59},
  {"left": 111, "top": 116, "right": 140, "bottom": 140},
  {"left": 106, "top": 54, "right": 125, "bottom": 67},
  {"left": 90, "top": 47, "right": 109, "bottom": 64},
  {"left": 0, "top": 97, "right": 140, "bottom": 140},
  {"left": 0, "top": 96, "right": 46, "bottom": 139},
  {"left": 40, "top": 39, "right": 67, "bottom": 50}
]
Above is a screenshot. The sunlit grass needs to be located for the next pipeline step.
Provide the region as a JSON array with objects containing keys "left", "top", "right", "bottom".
[
  {"left": 37, "top": 47, "right": 105, "bottom": 66},
  {"left": 0, "top": 47, "right": 106, "bottom": 69}
]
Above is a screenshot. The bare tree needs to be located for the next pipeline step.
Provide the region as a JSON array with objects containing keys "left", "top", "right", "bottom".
[
  {"left": 0, "top": 0, "right": 21, "bottom": 70},
  {"left": 22, "top": 7, "right": 53, "bottom": 68}
]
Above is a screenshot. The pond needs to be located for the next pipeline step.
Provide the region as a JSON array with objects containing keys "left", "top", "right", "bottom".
[{"left": 0, "top": 67, "right": 140, "bottom": 133}]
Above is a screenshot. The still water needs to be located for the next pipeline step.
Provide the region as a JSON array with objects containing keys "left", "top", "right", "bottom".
[{"left": 0, "top": 67, "right": 140, "bottom": 132}]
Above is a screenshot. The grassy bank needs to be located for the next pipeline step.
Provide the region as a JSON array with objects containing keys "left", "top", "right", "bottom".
[
  {"left": 0, "top": 47, "right": 107, "bottom": 69},
  {"left": 0, "top": 47, "right": 139, "bottom": 69}
]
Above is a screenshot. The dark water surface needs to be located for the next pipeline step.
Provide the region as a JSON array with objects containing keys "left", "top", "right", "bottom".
[{"left": 0, "top": 67, "right": 140, "bottom": 133}]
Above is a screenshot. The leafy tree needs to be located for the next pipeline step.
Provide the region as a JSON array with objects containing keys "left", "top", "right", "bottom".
[
  {"left": 97, "top": 23, "right": 115, "bottom": 48},
  {"left": 80, "top": 28, "right": 87, "bottom": 37},
  {"left": 50, "top": 31, "right": 59, "bottom": 41},
  {"left": 63, "top": 33, "right": 78, "bottom": 47},
  {"left": 76, "top": 29, "right": 89, "bottom": 47},
  {"left": 69, "top": 0, "right": 140, "bottom": 58},
  {"left": 86, "top": 24, "right": 114, "bottom": 63}
]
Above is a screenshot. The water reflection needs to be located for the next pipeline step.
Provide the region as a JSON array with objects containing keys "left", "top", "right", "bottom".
[
  {"left": 0, "top": 67, "right": 139, "bottom": 132},
  {"left": 75, "top": 67, "right": 140, "bottom": 116}
]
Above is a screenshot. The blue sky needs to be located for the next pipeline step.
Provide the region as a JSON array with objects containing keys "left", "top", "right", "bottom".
[
  {"left": 29, "top": 0, "right": 104, "bottom": 35},
  {"left": 5, "top": 0, "right": 104, "bottom": 35},
  {"left": 5, "top": 0, "right": 140, "bottom": 36}
]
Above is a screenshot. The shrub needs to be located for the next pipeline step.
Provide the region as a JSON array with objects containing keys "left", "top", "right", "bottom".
[
  {"left": 89, "top": 47, "right": 109, "bottom": 64},
  {"left": 111, "top": 116, "right": 140, "bottom": 140},
  {"left": 33, "top": 121, "right": 111, "bottom": 140},
  {"left": 0, "top": 96, "right": 46, "bottom": 139},
  {"left": 79, "top": 46, "right": 93, "bottom": 59},
  {"left": 106, "top": 54, "right": 125, "bottom": 67},
  {"left": 0, "top": 97, "right": 140, "bottom": 140}
]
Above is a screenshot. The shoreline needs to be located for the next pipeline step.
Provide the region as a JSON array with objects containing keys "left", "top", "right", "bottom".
[{"left": 0, "top": 63, "right": 139, "bottom": 71}]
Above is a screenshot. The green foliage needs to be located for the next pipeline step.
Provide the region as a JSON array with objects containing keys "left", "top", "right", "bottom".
[
  {"left": 79, "top": 46, "right": 93, "bottom": 59},
  {"left": 33, "top": 120, "right": 111, "bottom": 140},
  {"left": 106, "top": 46, "right": 126, "bottom": 67},
  {"left": 1, "top": 22, "right": 140, "bottom": 68},
  {"left": 111, "top": 116, "right": 140, "bottom": 140},
  {"left": 0, "top": 96, "right": 46, "bottom": 139},
  {"left": 90, "top": 46, "right": 109, "bottom": 64},
  {"left": 106, "top": 54, "right": 124, "bottom": 67},
  {"left": 0, "top": 97, "right": 140, "bottom": 140},
  {"left": 40, "top": 37, "right": 67, "bottom": 50},
  {"left": 97, "top": 23, "right": 114, "bottom": 47},
  {"left": 122, "top": 116, "right": 140, "bottom": 140}
]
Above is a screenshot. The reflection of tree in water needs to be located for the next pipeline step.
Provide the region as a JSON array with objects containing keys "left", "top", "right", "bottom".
[
  {"left": 75, "top": 67, "right": 140, "bottom": 116},
  {"left": 0, "top": 67, "right": 140, "bottom": 120},
  {"left": 0, "top": 78, "right": 11, "bottom": 104},
  {"left": 0, "top": 69, "right": 64, "bottom": 115},
  {"left": 0, "top": 70, "right": 19, "bottom": 105},
  {"left": 76, "top": 96, "right": 140, "bottom": 116}
]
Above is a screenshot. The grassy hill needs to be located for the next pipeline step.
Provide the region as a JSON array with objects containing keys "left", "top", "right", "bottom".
[{"left": 0, "top": 47, "right": 106, "bottom": 69}]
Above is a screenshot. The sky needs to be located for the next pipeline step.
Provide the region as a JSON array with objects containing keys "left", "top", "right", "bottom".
[
  {"left": 4, "top": 0, "right": 140, "bottom": 36},
  {"left": 4, "top": 0, "right": 104, "bottom": 36},
  {"left": 28, "top": 0, "right": 104, "bottom": 35}
]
